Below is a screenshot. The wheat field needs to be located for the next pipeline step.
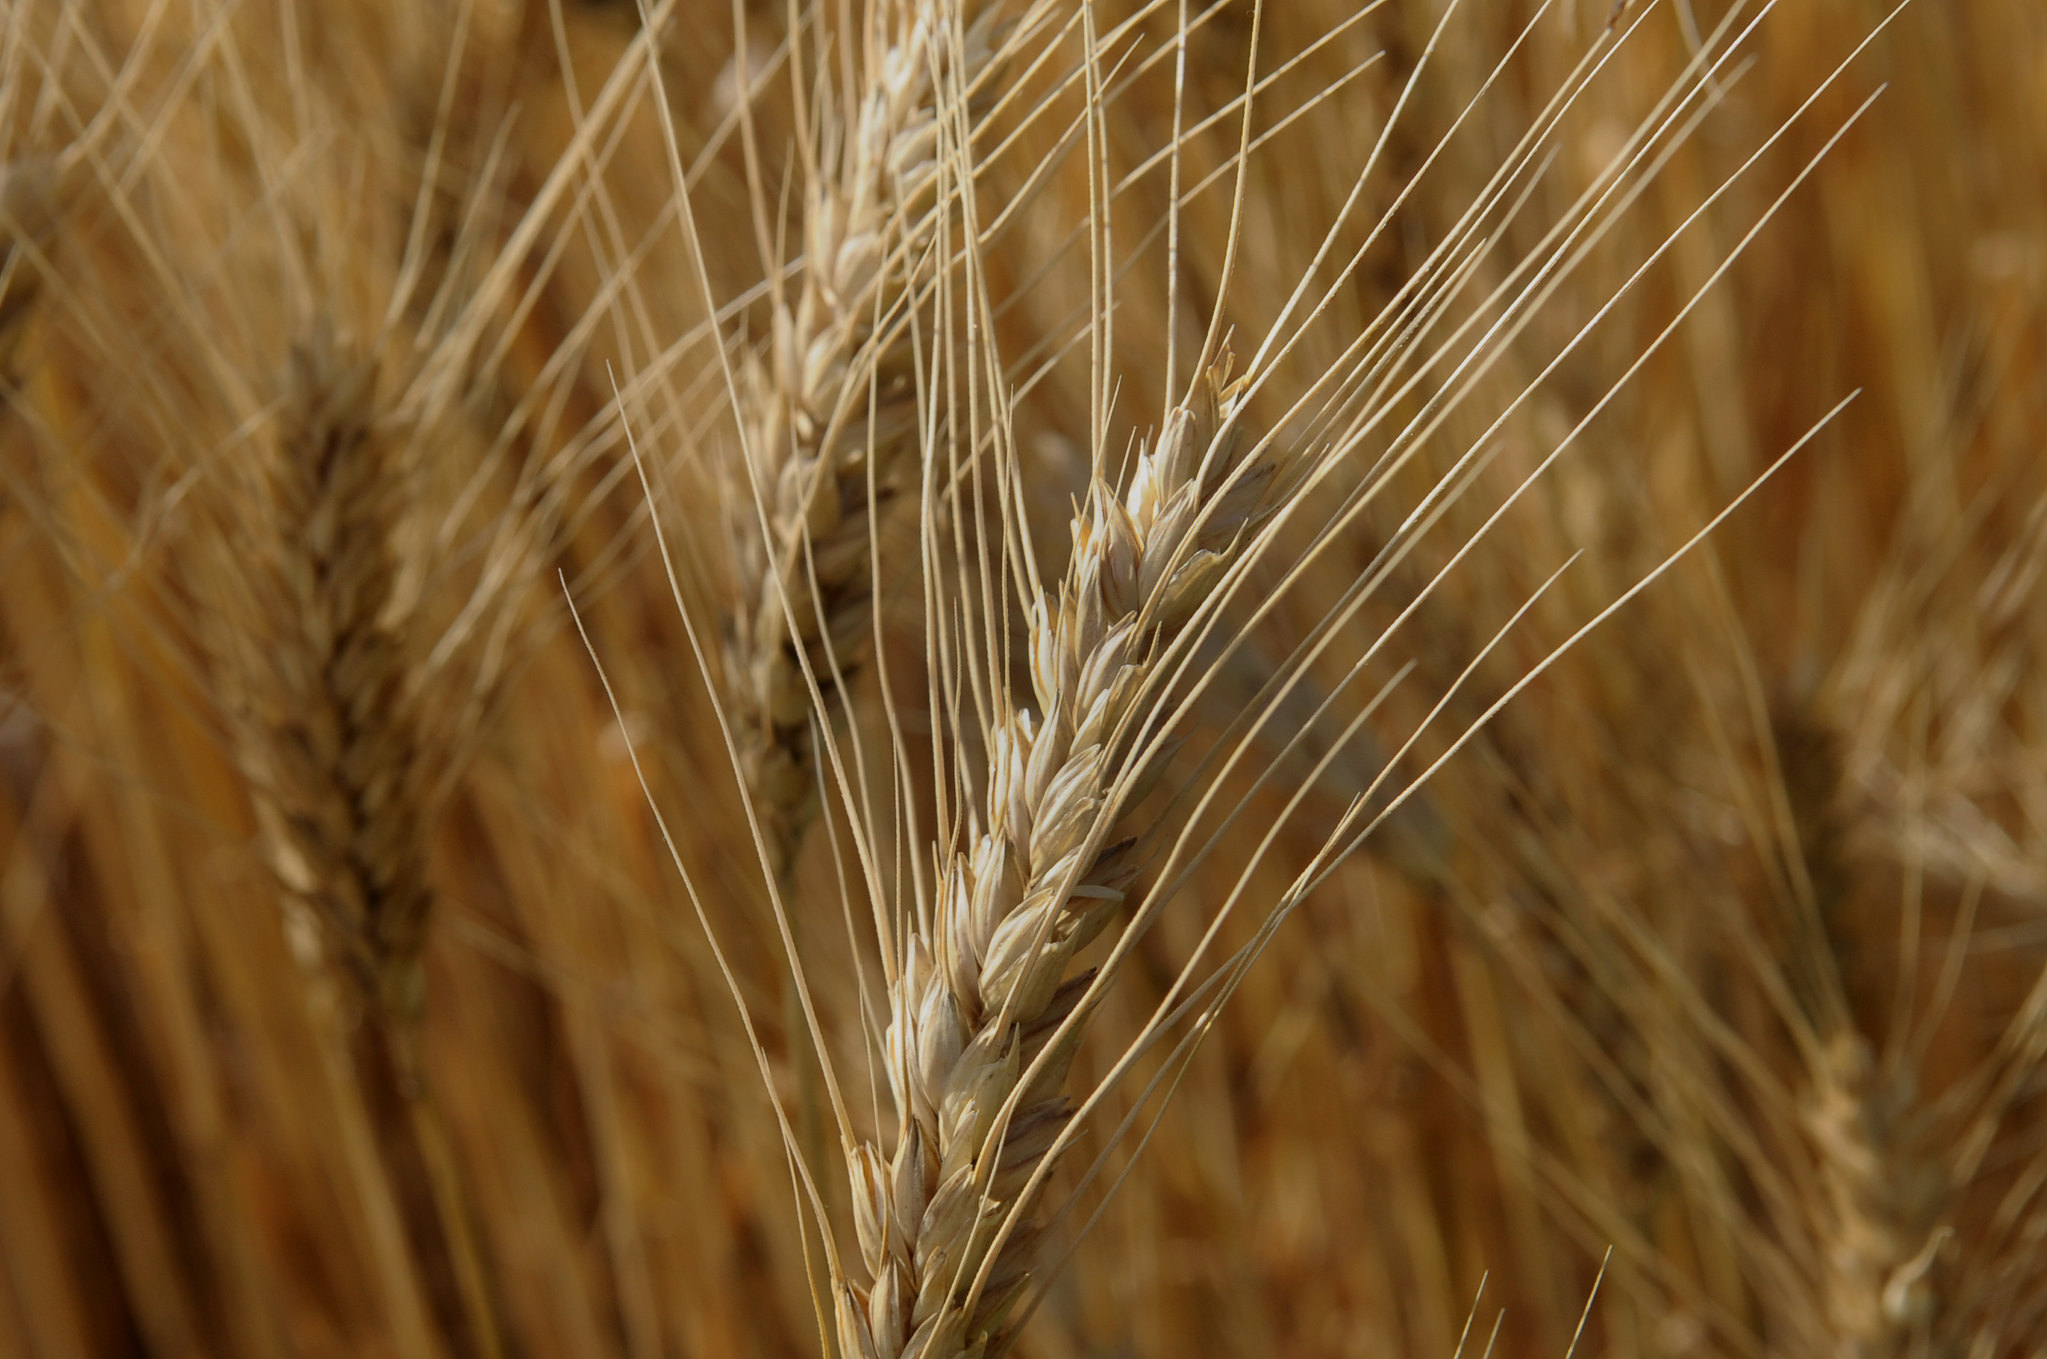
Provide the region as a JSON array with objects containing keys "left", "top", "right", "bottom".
[{"left": 2, "top": 1, "right": 2044, "bottom": 1357}]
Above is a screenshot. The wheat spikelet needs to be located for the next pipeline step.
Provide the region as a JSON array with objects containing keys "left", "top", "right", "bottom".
[
  {"left": 216, "top": 322, "right": 506, "bottom": 1359},
  {"left": 1803, "top": 1035, "right": 1947, "bottom": 1359}
]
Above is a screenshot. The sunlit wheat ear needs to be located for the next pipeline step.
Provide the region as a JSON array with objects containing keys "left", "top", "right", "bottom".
[
  {"left": 725, "top": 0, "right": 1044, "bottom": 881},
  {"left": 834, "top": 9, "right": 1756, "bottom": 1356},
  {"left": 629, "top": 2, "right": 1939, "bottom": 1356},
  {"left": 825, "top": 346, "right": 1309, "bottom": 1359}
]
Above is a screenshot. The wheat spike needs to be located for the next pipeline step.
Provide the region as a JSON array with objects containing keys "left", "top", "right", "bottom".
[
  {"left": 1804, "top": 1034, "right": 1949, "bottom": 1359},
  {"left": 13, "top": 1, "right": 2046, "bottom": 1356},
  {"left": 727, "top": 0, "right": 1027, "bottom": 878},
  {"left": 0, "top": 156, "right": 63, "bottom": 370},
  {"left": 244, "top": 325, "right": 433, "bottom": 1026},
  {"left": 222, "top": 320, "right": 507, "bottom": 1359},
  {"left": 835, "top": 352, "right": 1296, "bottom": 1359}
]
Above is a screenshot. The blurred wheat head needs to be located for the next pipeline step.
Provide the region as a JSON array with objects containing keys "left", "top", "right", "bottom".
[{"left": 2, "top": 2, "right": 2046, "bottom": 1359}]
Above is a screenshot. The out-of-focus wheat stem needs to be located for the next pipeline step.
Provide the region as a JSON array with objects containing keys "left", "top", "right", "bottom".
[
  {"left": 1804, "top": 1036, "right": 1946, "bottom": 1359},
  {"left": 1, "top": 156, "right": 63, "bottom": 371}
]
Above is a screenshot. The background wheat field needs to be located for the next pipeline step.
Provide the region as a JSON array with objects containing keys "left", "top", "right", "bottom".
[{"left": 3, "top": 1, "right": 2045, "bottom": 1358}]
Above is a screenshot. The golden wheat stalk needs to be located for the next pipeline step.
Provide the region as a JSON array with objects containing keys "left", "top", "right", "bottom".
[
  {"left": 0, "top": 156, "right": 62, "bottom": 364},
  {"left": 805, "top": 11, "right": 1960, "bottom": 1359},
  {"left": 210, "top": 322, "right": 498, "bottom": 1359},
  {"left": 16, "top": 0, "right": 2043, "bottom": 1356}
]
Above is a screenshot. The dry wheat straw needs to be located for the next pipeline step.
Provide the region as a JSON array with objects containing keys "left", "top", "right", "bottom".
[
  {"left": 0, "top": 156, "right": 61, "bottom": 369},
  {"left": 727, "top": 0, "right": 1023, "bottom": 877},
  {"left": 835, "top": 352, "right": 1299, "bottom": 1359}
]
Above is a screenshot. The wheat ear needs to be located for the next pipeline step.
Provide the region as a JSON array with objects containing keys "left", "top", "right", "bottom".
[
  {"left": 231, "top": 322, "right": 502, "bottom": 1359},
  {"left": 1804, "top": 1033, "right": 1947, "bottom": 1359},
  {"left": 246, "top": 327, "right": 431, "bottom": 1020},
  {"left": 834, "top": 352, "right": 1291, "bottom": 1359},
  {"left": 727, "top": 0, "right": 1022, "bottom": 878}
]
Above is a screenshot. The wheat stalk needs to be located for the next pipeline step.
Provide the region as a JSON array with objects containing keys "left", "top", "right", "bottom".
[
  {"left": 0, "top": 155, "right": 62, "bottom": 370},
  {"left": 18, "top": 2, "right": 2046, "bottom": 1357}
]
